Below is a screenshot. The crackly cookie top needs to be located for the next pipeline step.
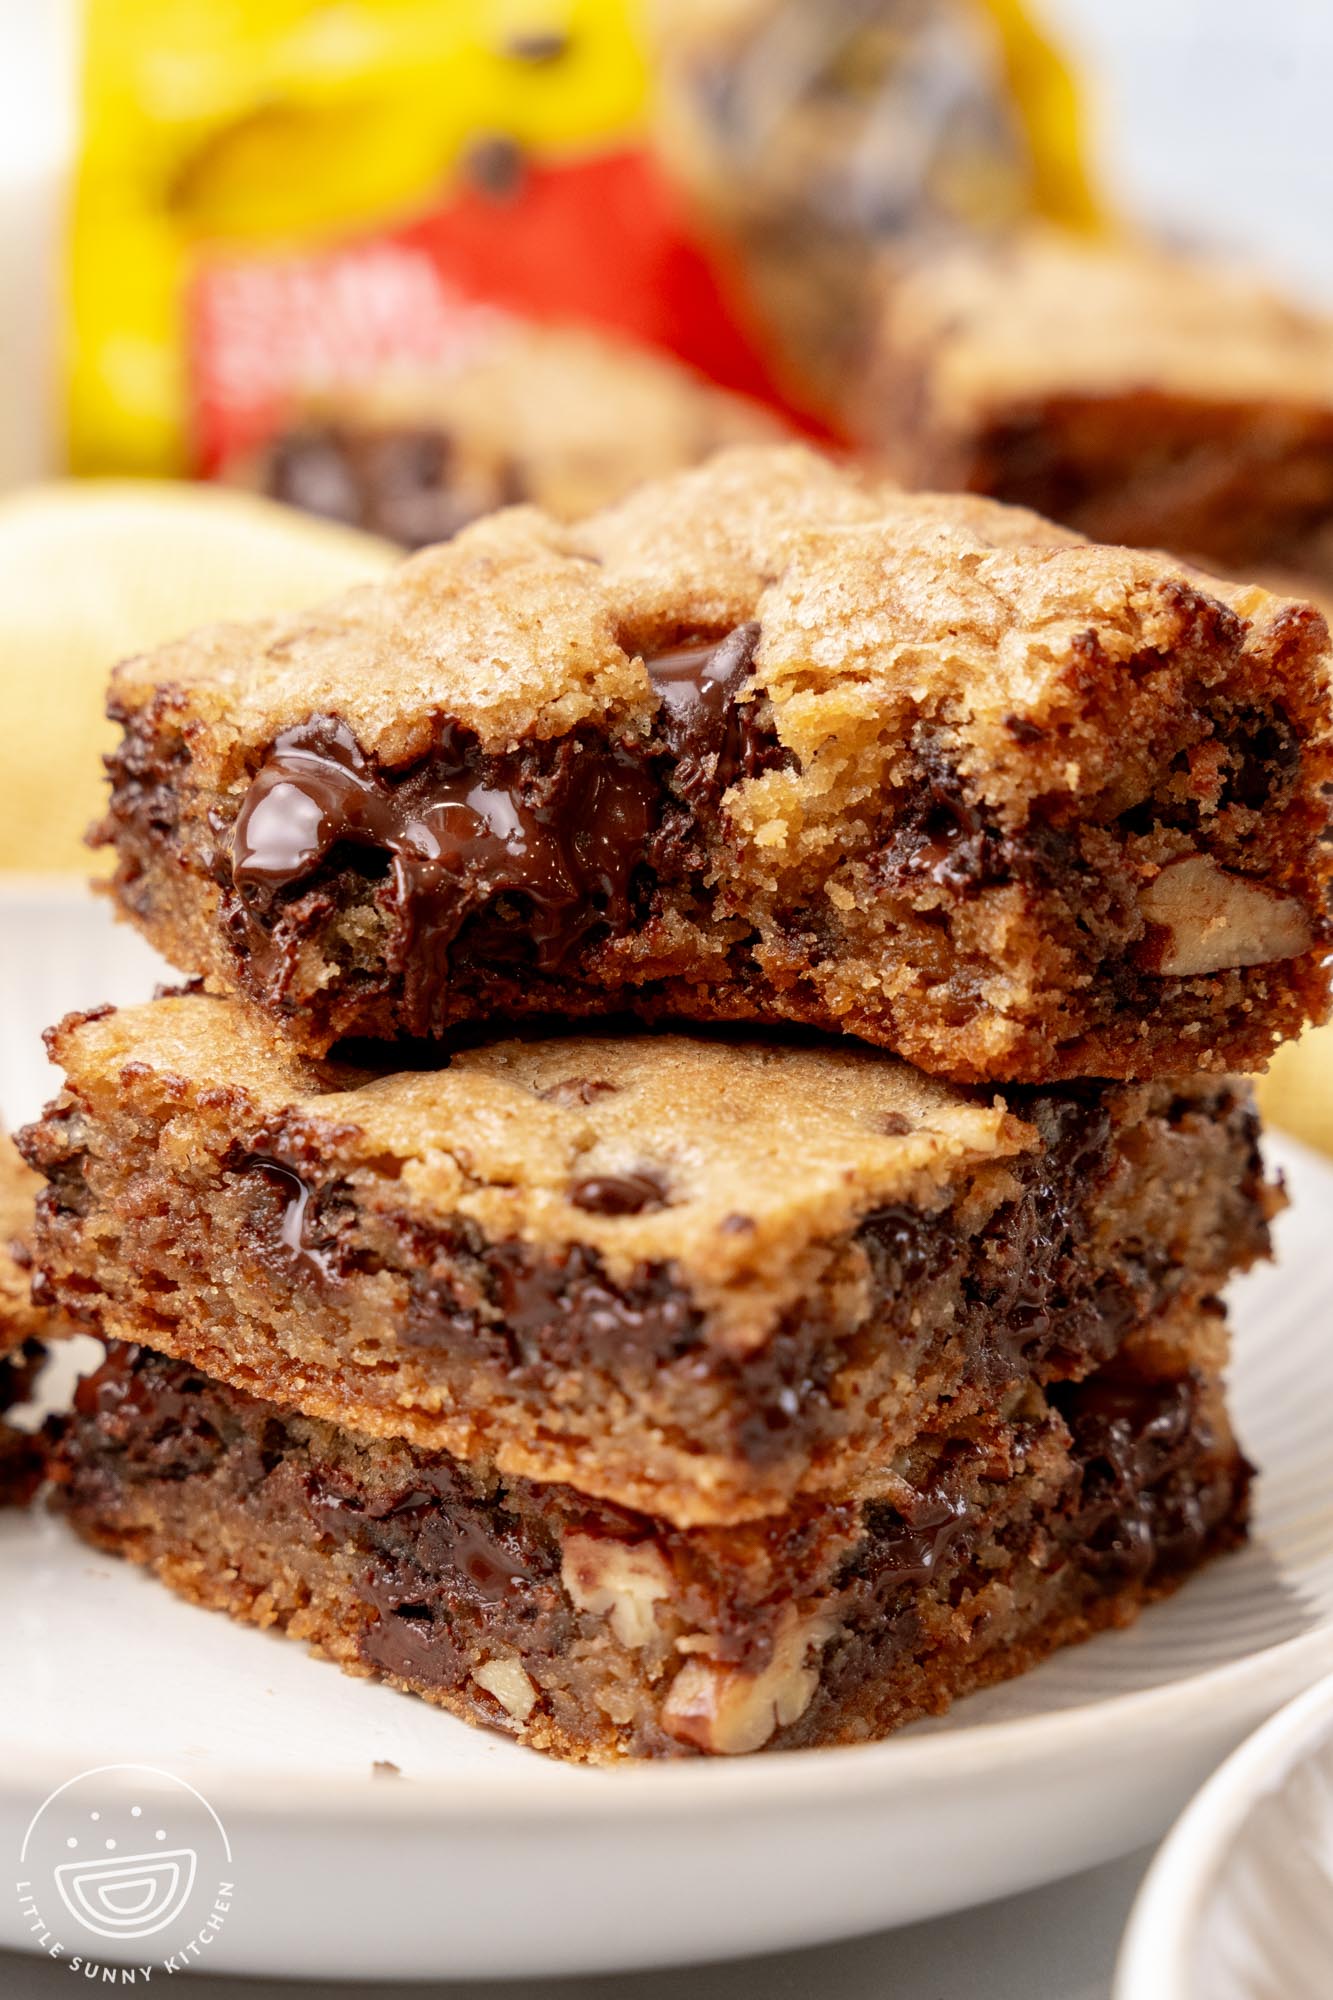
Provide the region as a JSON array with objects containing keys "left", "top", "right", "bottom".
[
  {"left": 0, "top": 1131, "right": 42, "bottom": 1354},
  {"left": 107, "top": 443, "right": 1326, "bottom": 805},
  {"left": 880, "top": 227, "right": 1333, "bottom": 416},
  {"left": 46, "top": 993, "right": 1032, "bottom": 1327}
]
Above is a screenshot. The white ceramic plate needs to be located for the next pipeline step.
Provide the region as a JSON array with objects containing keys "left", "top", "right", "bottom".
[
  {"left": 2, "top": 881, "right": 1333, "bottom": 1981},
  {"left": 1117, "top": 1669, "right": 1333, "bottom": 2000}
]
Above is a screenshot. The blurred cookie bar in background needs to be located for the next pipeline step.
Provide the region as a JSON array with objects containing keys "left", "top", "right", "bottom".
[
  {"left": 863, "top": 227, "right": 1333, "bottom": 574},
  {"left": 236, "top": 322, "right": 790, "bottom": 548}
]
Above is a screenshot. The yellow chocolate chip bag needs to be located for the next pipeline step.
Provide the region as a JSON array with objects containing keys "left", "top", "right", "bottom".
[{"left": 68, "top": 0, "right": 1096, "bottom": 474}]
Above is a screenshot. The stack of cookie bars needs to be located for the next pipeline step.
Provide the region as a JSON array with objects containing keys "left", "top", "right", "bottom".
[{"left": 17, "top": 447, "right": 1333, "bottom": 1759}]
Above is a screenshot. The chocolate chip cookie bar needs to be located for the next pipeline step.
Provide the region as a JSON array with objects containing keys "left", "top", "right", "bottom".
[
  {"left": 1, "top": 1132, "right": 50, "bottom": 1504},
  {"left": 240, "top": 323, "right": 788, "bottom": 549},
  {"left": 23, "top": 991, "right": 1276, "bottom": 1528},
  {"left": 97, "top": 448, "right": 1333, "bottom": 1081},
  {"left": 48, "top": 1313, "right": 1250, "bottom": 1759},
  {"left": 866, "top": 229, "right": 1333, "bottom": 572}
]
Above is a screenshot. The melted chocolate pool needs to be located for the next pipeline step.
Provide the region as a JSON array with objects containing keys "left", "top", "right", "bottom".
[{"left": 224, "top": 626, "right": 781, "bottom": 1035}]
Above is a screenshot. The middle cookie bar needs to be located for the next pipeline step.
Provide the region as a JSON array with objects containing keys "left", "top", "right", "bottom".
[{"left": 24, "top": 993, "right": 1275, "bottom": 1528}]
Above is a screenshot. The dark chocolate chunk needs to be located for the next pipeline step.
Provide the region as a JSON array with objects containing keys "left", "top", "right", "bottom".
[
  {"left": 306, "top": 1457, "right": 564, "bottom": 1698},
  {"left": 861, "top": 1471, "right": 978, "bottom": 1593},
  {"left": 240, "top": 1157, "right": 346, "bottom": 1287},
  {"left": 879, "top": 748, "right": 1010, "bottom": 897},
  {"left": 264, "top": 426, "right": 363, "bottom": 525},
  {"left": 1056, "top": 1364, "right": 1226, "bottom": 1579},
  {"left": 261, "top": 421, "right": 501, "bottom": 549},
  {"left": 484, "top": 1241, "right": 703, "bottom": 1371},
  {"left": 644, "top": 622, "right": 772, "bottom": 810},
  {"left": 68, "top": 1343, "right": 226, "bottom": 1482},
  {"left": 229, "top": 716, "right": 660, "bottom": 1036},
  {"left": 569, "top": 1172, "right": 667, "bottom": 1216}
]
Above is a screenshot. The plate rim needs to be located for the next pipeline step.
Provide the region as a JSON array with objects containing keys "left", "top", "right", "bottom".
[
  {"left": 1114, "top": 1664, "right": 1333, "bottom": 2000},
  {"left": 2, "top": 1554, "right": 1331, "bottom": 1826}
]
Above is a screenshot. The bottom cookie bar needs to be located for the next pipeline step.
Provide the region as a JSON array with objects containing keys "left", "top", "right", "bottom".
[{"left": 50, "top": 1315, "right": 1250, "bottom": 1761}]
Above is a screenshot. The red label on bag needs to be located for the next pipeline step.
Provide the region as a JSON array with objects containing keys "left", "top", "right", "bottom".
[{"left": 188, "top": 149, "right": 815, "bottom": 473}]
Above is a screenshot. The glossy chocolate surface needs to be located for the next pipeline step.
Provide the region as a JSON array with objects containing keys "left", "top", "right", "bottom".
[{"left": 221, "top": 625, "right": 782, "bottom": 1036}]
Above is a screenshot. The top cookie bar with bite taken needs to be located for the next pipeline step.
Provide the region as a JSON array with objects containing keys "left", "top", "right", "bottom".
[{"left": 97, "top": 446, "right": 1333, "bottom": 1081}]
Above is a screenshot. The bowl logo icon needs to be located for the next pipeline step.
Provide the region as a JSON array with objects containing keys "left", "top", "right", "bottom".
[
  {"left": 55, "top": 1844, "right": 198, "bottom": 1940},
  {"left": 17, "top": 1764, "right": 233, "bottom": 1968}
]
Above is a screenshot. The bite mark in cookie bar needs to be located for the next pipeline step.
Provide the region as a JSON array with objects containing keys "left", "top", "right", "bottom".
[
  {"left": 867, "top": 230, "right": 1333, "bottom": 571},
  {"left": 48, "top": 1324, "right": 1251, "bottom": 1760},
  {"left": 23, "top": 993, "right": 1277, "bottom": 1526},
  {"left": 96, "top": 448, "right": 1333, "bottom": 1080}
]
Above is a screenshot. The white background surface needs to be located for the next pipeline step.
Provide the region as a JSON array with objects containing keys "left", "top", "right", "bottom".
[{"left": 1040, "top": 0, "right": 1333, "bottom": 301}]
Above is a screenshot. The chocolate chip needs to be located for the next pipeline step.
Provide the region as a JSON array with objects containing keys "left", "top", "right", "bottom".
[
  {"left": 265, "top": 427, "right": 363, "bottom": 524},
  {"left": 502, "top": 30, "right": 569, "bottom": 63},
  {"left": 878, "top": 744, "right": 1011, "bottom": 897},
  {"left": 568, "top": 1172, "right": 667, "bottom": 1217},
  {"left": 464, "top": 136, "right": 526, "bottom": 199},
  {"left": 644, "top": 623, "right": 770, "bottom": 809},
  {"left": 720, "top": 1213, "right": 756, "bottom": 1234},
  {"left": 1004, "top": 715, "right": 1047, "bottom": 745},
  {"left": 240, "top": 1156, "right": 346, "bottom": 1286},
  {"left": 878, "top": 1112, "right": 914, "bottom": 1136}
]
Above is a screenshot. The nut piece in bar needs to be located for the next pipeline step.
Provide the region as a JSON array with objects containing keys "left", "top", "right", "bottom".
[
  {"left": 47, "top": 1317, "right": 1252, "bottom": 1761},
  {"left": 96, "top": 447, "right": 1333, "bottom": 1081},
  {"left": 235, "top": 323, "right": 788, "bottom": 549},
  {"left": 864, "top": 228, "right": 1333, "bottom": 572},
  {"left": 23, "top": 992, "right": 1278, "bottom": 1529}
]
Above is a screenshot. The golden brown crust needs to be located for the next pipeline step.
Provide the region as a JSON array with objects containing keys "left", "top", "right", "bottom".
[{"left": 115, "top": 444, "right": 1290, "bottom": 764}]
